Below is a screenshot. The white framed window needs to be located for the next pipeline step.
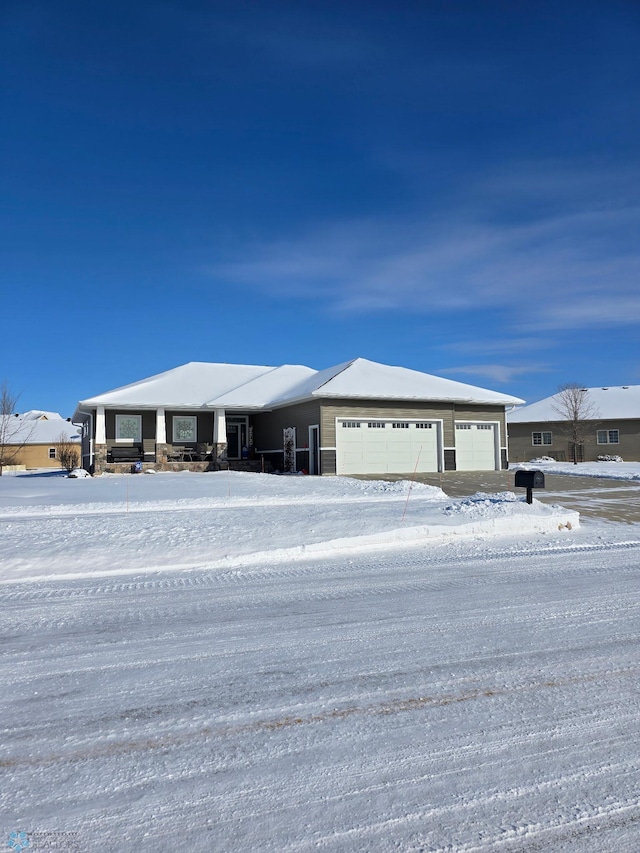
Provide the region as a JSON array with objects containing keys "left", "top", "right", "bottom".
[
  {"left": 456, "top": 424, "right": 472, "bottom": 430},
  {"left": 416, "top": 423, "right": 433, "bottom": 429},
  {"left": 392, "top": 422, "right": 409, "bottom": 429},
  {"left": 532, "top": 431, "right": 552, "bottom": 446},
  {"left": 597, "top": 429, "right": 619, "bottom": 444},
  {"left": 477, "top": 424, "right": 493, "bottom": 430},
  {"left": 48, "top": 447, "right": 56, "bottom": 459},
  {"left": 173, "top": 416, "right": 197, "bottom": 442},
  {"left": 367, "top": 422, "right": 386, "bottom": 428},
  {"left": 342, "top": 421, "right": 361, "bottom": 428},
  {"left": 115, "top": 414, "right": 142, "bottom": 443}
]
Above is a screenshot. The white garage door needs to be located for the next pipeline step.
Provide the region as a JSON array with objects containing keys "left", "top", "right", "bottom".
[
  {"left": 455, "top": 423, "right": 497, "bottom": 471},
  {"left": 337, "top": 420, "right": 439, "bottom": 475}
]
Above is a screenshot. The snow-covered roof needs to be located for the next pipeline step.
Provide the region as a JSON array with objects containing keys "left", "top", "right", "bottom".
[
  {"left": 508, "top": 385, "right": 640, "bottom": 423},
  {"left": 21, "top": 410, "right": 62, "bottom": 421},
  {"left": 302, "top": 358, "right": 524, "bottom": 406},
  {"left": 76, "top": 358, "right": 524, "bottom": 416},
  {"left": 1, "top": 413, "right": 81, "bottom": 445},
  {"left": 78, "top": 362, "right": 277, "bottom": 409}
]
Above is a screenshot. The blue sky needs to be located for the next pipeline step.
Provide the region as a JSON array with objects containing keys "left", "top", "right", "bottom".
[{"left": 2, "top": 0, "right": 639, "bottom": 416}]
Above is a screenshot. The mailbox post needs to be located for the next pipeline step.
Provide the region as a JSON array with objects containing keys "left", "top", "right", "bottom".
[{"left": 514, "top": 470, "right": 545, "bottom": 504}]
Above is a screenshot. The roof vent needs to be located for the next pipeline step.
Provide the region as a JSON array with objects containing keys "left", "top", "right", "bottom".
[
  {"left": 623, "top": 386, "right": 629, "bottom": 389},
  {"left": 602, "top": 387, "right": 609, "bottom": 390}
]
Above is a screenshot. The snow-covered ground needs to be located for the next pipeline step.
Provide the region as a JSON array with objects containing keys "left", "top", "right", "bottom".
[
  {"left": 1, "top": 469, "right": 639, "bottom": 851},
  {"left": 512, "top": 458, "right": 640, "bottom": 481}
]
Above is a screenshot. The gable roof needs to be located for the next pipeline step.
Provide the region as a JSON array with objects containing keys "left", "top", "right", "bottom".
[
  {"left": 1, "top": 413, "right": 80, "bottom": 445},
  {"left": 76, "top": 358, "right": 524, "bottom": 415},
  {"left": 508, "top": 385, "right": 640, "bottom": 423}
]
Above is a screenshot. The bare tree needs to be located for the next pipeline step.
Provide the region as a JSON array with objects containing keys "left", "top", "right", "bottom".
[
  {"left": 551, "top": 383, "right": 600, "bottom": 464},
  {"left": 56, "top": 431, "right": 80, "bottom": 473},
  {"left": 0, "top": 382, "right": 33, "bottom": 475}
]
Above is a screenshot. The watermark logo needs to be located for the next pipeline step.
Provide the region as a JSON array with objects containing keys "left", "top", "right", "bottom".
[{"left": 6, "top": 832, "right": 30, "bottom": 851}]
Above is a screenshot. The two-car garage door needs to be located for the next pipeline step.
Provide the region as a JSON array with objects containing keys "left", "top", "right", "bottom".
[{"left": 337, "top": 419, "right": 440, "bottom": 475}]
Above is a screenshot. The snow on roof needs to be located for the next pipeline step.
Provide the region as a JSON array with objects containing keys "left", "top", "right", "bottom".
[
  {"left": 508, "top": 385, "right": 640, "bottom": 423},
  {"left": 211, "top": 358, "right": 523, "bottom": 408},
  {"left": 76, "top": 358, "right": 524, "bottom": 414},
  {"left": 77, "top": 362, "right": 276, "bottom": 410},
  {"left": 305, "top": 358, "right": 524, "bottom": 405},
  {"left": 205, "top": 365, "right": 317, "bottom": 408},
  {"left": 21, "top": 410, "right": 63, "bottom": 421},
  {"left": 1, "top": 413, "right": 80, "bottom": 445}
]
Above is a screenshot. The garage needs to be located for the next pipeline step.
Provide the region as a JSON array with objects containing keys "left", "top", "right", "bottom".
[
  {"left": 336, "top": 419, "right": 441, "bottom": 475},
  {"left": 454, "top": 422, "right": 498, "bottom": 471}
]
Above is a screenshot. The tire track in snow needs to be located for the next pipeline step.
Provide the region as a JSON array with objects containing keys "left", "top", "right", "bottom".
[{"left": 2, "top": 538, "right": 640, "bottom": 600}]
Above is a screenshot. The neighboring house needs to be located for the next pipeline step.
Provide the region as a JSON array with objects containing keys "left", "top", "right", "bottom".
[
  {"left": 507, "top": 385, "right": 640, "bottom": 463},
  {"left": 0, "top": 411, "right": 81, "bottom": 471},
  {"left": 74, "top": 358, "right": 523, "bottom": 476}
]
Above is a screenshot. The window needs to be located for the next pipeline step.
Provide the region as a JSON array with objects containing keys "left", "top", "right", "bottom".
[
  {"left": 173, "top": 416, "right": 197, "bottom": 442},
  {"left": 367, "top": 422, "right": 386, "bottom": 428},
  {"left": 456, "top": 424, "right": 472, "bottom": 430},
  {"left": 115, "top": 414, "right": 142, "bottom": 443},
  {"left": 597, "top": 429, "right": 619, "bottom": 444},
  {"left": 477, "top": 424, "right": 492, "bottom": 430},
  {"left": 532, "top": 431, "right": 552, "bottom": 446},
  {"left": 48, "top": 447, "right": 56, "bottom": 459},
  {"left": 342, "top": 421, "right": 361, "bottom": 428},
  {"left": 392, "top": 422, "right": 409, "bottom": 429},
  {"left": 416, "top": 423, "right": 432, "bottom": 429}
]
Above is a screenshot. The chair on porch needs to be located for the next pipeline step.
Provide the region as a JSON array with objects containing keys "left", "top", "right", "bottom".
[{"left": 196, "top": 443, "right": 211, "bottom": 461}]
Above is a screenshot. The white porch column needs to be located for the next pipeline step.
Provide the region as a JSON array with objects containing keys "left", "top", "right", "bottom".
[
  {"left": 95, "top": 406, "right": 106, "bottom": 444},
  {"left": 213, "top": 409, "right": 227, "bottom": 443},
  {"left": 156, "top": 408, "right": 166, "bottom": 444}
]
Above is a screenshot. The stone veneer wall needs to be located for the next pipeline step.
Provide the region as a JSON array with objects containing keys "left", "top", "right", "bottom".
[{"left": 91, "top": 443, "right": 229, "bottom": 475}]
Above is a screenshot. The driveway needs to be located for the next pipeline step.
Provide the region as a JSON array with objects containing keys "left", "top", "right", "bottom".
[{"left": 355, "top": 470, "right": 640, "bottom": 524}]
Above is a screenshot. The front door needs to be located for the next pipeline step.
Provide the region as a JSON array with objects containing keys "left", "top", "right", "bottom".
[{"left": 227, "top": 417, "right": 248, "bottom": 460}]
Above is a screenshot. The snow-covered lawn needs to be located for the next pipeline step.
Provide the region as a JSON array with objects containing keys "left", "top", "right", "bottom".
[
  {"left": 512, "top": 458, "right": 640, "bottom": 481},
  {"left": 1, "top": 470, "right": 638, "bottom": 851}
]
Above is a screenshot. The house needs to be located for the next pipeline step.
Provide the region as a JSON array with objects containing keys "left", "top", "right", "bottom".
[
  {"left": 73, "top": 358, "right": 524, "bottom": 476},
  {"left": 0, "top": 411, "right": 81, "bottom": 471},
  {"left": 507, "top": 385, "right": 640, "bottom": 463}
]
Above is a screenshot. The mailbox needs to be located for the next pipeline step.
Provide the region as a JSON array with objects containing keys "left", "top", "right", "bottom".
[
  {"left": 515, "top": 469, "right": 545, "bottom": 504},
  {"left": 514, "top": 470, "right": 545, "bottom": 489}
]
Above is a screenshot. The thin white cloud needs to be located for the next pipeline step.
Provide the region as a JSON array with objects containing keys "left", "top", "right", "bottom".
[
  {"left": 208, "top": 160, "right": 640, "bottom": 334},
  {"left": 440, "top": 338, "right": 554, "bottom": 356},
  {"left": 439, "top": 364, "right": 551, "bottom": 384}
]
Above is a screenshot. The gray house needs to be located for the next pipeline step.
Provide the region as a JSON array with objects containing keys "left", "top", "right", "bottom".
[
  {"left": 73, "top": 358, "right": 523, "bottom": 475},
  {"left": 507, "top": 385, "right": 640, "bottom": 463}
]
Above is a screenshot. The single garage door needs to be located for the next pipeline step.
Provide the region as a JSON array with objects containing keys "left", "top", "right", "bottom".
[
  {"left": 337, "top": 419, "right": 440, "bottom": 475},
  {"left": 455, "top": 422, "right": 497, "bottom": 471}
]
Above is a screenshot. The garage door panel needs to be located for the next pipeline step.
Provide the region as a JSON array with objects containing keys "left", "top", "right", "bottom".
[
  {"left": 455, "top": 423, "right": 497, "bottom": 471},
  {"left": 337, "top": 420, "right": 439, "bottom": 475}
]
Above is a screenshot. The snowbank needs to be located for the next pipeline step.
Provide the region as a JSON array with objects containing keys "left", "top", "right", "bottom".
[{"left": 0, "top": 471, "right": 578, "bottom": 584}]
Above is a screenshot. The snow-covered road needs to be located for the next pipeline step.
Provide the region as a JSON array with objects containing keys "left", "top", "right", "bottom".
[{"left": 3, "top": 538, "right": 639, "bottom": 852}]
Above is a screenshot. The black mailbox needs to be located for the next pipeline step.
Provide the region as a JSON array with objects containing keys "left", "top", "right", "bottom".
[
  {"left": 515, "top": 469, "right": 545, "bottom": 504},
  {"left": 514, "top": 470, "right": 545, "bottom": 489}
]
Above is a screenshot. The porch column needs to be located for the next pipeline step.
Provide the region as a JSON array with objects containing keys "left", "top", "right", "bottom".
[
  {"left": 213, "top": 409, "right": 228, "bottom": 469},
  {"left": 213, "top": 409, "right": 227, "bottom": 443},
  {"left": 95, "top": 406, "right": 106, "bottom": 444},
  {"left": 156, "top": 408, "right": 166, "bottom": 443}
]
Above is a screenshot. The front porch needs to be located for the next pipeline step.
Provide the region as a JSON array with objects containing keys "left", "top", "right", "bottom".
[{"left": 96, "top": 457, "right": 270, "bottom": 475}]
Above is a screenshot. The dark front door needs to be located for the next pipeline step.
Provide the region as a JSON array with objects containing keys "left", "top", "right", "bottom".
[{"left": 227, "top": 418, "right": 248, "bottom": 460}]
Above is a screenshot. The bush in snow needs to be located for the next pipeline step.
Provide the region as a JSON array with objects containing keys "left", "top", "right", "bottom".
[{"left": 597, "top": 454, "right": 623, "bottom": 463}]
